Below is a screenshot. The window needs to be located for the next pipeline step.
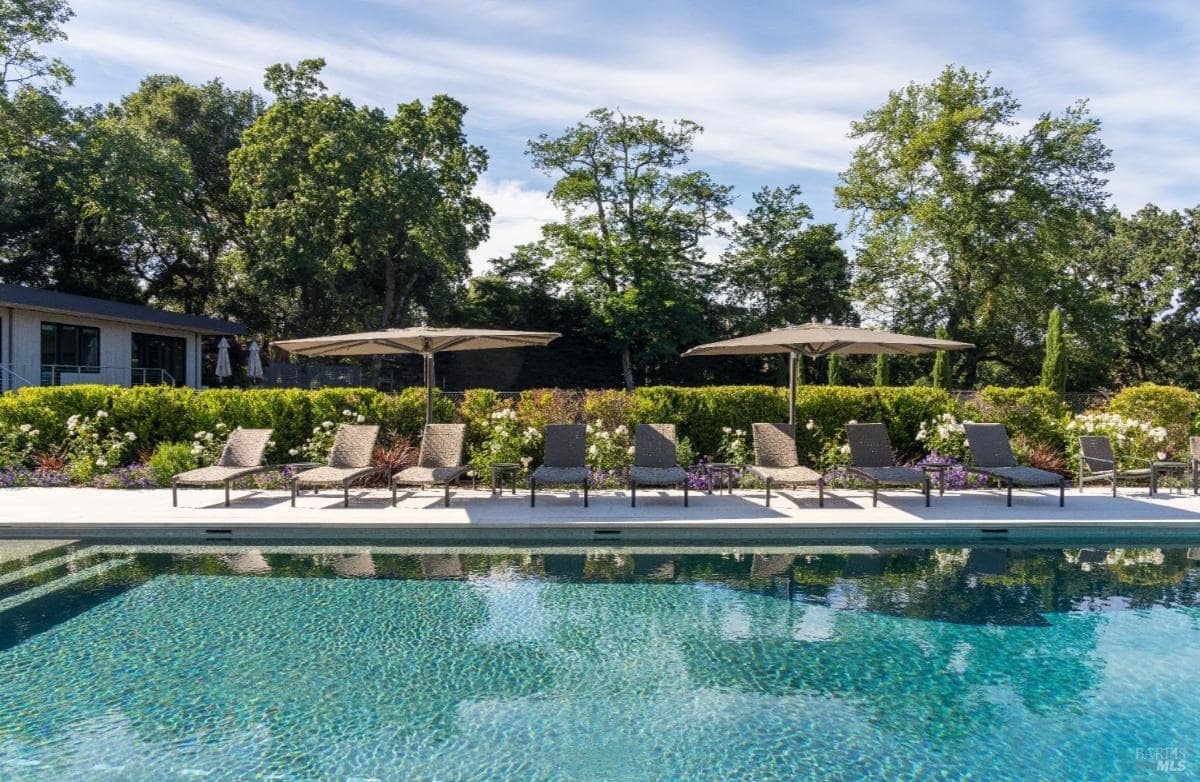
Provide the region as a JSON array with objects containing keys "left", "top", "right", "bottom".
[
  {"left": 132, "top": 333, "right": 187, "bottom": 387},
  {"left": 40, "top": 322, "right": 100, "bottom": 385}
]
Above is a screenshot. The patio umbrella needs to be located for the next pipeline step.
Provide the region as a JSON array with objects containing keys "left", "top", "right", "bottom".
[
  {"left": 273, "top": 327, "right": 561, "bottom": 424},
  {"left": 214, "top": 337, "right": 233, "bottom": 384},
  {"left": 247, "top": 340, "right": 264, "bottom": 384},
  {"left": 682, "top": 323, "right": 973, "bottom": 424}
]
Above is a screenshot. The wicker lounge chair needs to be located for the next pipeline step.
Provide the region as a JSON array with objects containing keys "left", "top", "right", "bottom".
[
  {"left": 629, "top": 423, "right": 689, "bottom": 507},
  {"left": 845, "top": 423, "right": 932, "bottom": 507},
  {"left": 964, "top": 423, "right": 1066, "bottom": 506},
  {"left": 530, "top": 424, "right": 589, "bottom": 507},
  {"left": 1191, "top": 437, "right": 1200, "bottom": 495},
  {"left": 390, "top": 423, "right": 469, "bottom": 507},
  {"left": 291, "top": 424, "right": 384, "bottom": 507},
  {"left": 172, "top": 428, "right": 274, "bottom": 507},
  {"left": 1076, "top": 435, "right": 1152, "bottom": 496},
  {"left": 748, "top": 423, "right": 824, "bottom": 507}
]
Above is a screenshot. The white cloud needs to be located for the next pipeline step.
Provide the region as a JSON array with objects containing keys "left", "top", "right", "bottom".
[{"left": 469, "top": 177, "right": 560, "bottom": 272}]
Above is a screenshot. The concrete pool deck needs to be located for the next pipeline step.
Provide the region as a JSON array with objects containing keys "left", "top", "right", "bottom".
[{"left": 3, "top": 484, "right": 1200, "bottom": 543}]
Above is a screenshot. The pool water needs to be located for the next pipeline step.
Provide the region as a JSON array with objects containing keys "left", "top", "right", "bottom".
[{"left": 1, "top": 543, "right": 1198, "bottom": 780}]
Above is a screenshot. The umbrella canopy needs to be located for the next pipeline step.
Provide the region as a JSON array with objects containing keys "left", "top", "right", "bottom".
[
  {"left": 214, "top": 337, "right": 233, "bottom": 383},
  {"left": 683, "top": 324, "right": 973, "bottom": 423},
  {"left": 247, "top": 340, "right": 264, "bottom": 382},
  {"left": 273, "top": 327, "right": 561, "bottom": 423}
]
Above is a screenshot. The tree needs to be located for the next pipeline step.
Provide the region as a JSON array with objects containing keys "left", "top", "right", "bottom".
[
  {"left": 721, "top": 185, "right": 854, "bottom": 332},
  {"left": 524, "top": 108, "right": 732, "bottom": 389},
  {"left": 1040, "top": 306, "right": 1067, "bottom": 395},
  {"left": 114, "top": 75, "right": 264, "bottom": 315},
  {"left": 229, "top": 59, "right": 491, "bottom": 338},
  {"left": 874, "top": 354, "right": 890, "bottom": 387},
  {"left": 835, "top": 66, "right": 1112, "bottom": 386},
  {"left": 931, "top": 325, "right": 952, "bottom": 389},
  {"left": 1, "top": 0, "right": 73, "bottom": 95},
  {"left": 827, "top": 353, "right": 843, "bottom": 386}
]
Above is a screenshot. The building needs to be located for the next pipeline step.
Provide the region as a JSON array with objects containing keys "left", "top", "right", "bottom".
[{"left": 0, "top": 284, "right": 246, "bottom": 391}]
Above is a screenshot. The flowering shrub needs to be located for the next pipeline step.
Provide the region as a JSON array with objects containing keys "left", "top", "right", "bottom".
[
  {"left": 189, "top": 422, "right": 231, "bottom": 463},
  {"left": 63, "top": 411, "right": 139, "bottom": 482},
  {"left": 913, "top": 453, "right": 988, "bottom": 490},
  {"left": 916, "top": 412, "right": 971, "bottom": 462},
  {"left": 0, "top": 423, "right": 41, "bottom": 468},
  {"left": 0, "top": 466, "right": 70, "bottom": 488},
  {"left": 1066, "top": 412, "right": 1168, "bottom": 467},
  {"left": 287, "top": 409, "right": 365, "bottom": 462},
  {"left": 717, "top": 427, "right": 752, "bottom": 465},
  {"left": 587, "top": 421, "right": 634, "bottom": 473},
  {"left": 93, "top": 463, "right": 157, "bottom": 489},
  {"left": 468, "top": 406, "right": 542, "bottom": 478}
]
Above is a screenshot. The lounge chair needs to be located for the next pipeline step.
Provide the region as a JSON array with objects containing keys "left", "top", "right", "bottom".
[
  {"left": 290, "top": 424, "right": 384, "bottom": 507},
  {"left": 629, "top": 423, "right": 689, "bottom": 507},
  {"left": 171, "top": 428, "right": 275, "bottom": 507},
  {"left": 530, "top": 424, "right": 589, "bottom": 507},
  {"left": 390, "top": 423, "right": 469, "bottom": 507},
  {"left": 1076, "top": 435, "right": 1152, "bottom": 496},
  {"left": 747, "top": 423, "right": 824, "bottom": 507},
  {"left": 1191, "top": 437, "right": 1200, "bottom": 495},
  {"left": 963, "top": 423, "right": 1066, "bottom": 507},
  {"left": 845, "top": 422, "right": 932, "bottom": 507}
]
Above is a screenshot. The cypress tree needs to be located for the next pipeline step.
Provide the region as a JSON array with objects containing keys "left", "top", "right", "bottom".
[
  {"left": 874, "top": 354, "right": 890, "bottom": 386},
  {"left": 827, "top": 353, "right": 843, "bottom": 385},
  {"left": 932, "top": 325, "right": 952, "bottom": 389},
  {"left": 1040, "top": 306, "right": 1067, "bottom": 395}
]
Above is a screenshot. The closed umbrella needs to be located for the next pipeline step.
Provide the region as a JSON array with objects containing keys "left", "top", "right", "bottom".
[
  {"left": 247, "top": 340, "right": 264, "bottom": 383},
  {"left": 683, "top": 323, "right": 973, "bottom": 424},
  {"left": 214, "top": 337, "right": 233, "bottom": 384},
  {"left": 273, "top": 327, "right": 561, "bottom": 424}
]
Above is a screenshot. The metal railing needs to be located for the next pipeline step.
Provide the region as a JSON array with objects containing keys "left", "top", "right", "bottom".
[{"left": 2, "top": 364, "right": 176, "bottom": 389}]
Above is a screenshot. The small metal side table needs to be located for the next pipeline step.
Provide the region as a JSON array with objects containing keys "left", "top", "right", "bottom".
[
  {"left": 705, "top": 463, "right": 739, "bottom": 495},
  {"left": 918, "top": 463, "right": 949, "bottom": 495},
  {"left": 490, "top": 463, "right": 520, "bottom": 495},
  {"left": 1150, "top": 461, "right": 1186, "bottom": 496}
]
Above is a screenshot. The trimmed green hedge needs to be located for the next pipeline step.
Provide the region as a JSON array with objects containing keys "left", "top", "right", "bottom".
[{"left": 2, "top": 383, "right": 1197, "bottom": 474}]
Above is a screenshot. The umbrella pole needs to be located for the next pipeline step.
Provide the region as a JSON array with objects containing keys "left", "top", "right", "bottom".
[
  {"left": 788, "top": 351, "right": 797, "bottom": 425},
  {"left": 424, "top": 353, "right": 434, "bottom": 425}
]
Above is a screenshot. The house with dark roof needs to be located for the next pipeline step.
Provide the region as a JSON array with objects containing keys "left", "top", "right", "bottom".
[{"left": 0, "top": 284, "right": 246, "bottom": 391}]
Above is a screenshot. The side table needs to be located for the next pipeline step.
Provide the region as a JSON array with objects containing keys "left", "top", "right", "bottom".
[
  {"left": 490, "top": 463, "right": 520, "bottom": 495},
  {"left": 705, "top": 463, "right": 739, "bottom": 495}
]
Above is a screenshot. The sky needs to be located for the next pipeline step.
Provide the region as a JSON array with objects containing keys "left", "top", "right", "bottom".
[{"left": 47, "top": 0, "right": 1200, "bottom": 273}]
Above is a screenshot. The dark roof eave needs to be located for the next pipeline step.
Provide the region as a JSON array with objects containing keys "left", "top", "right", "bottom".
[{"left": 0, "top": 283, "right": 247, "bottom": 335}]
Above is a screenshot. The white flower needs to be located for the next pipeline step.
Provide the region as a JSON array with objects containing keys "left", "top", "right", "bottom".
[
  {"left": 288, "top": 448, "right": 299, "bottom": 456},
  {"left": 735, "top": 429, "right": 745, "bottom": 437},
  {"left": 627, "top": 446, "right": 635, "bottom": 454},
  {"left": 29, "top": 429, "right": 38, "bottom": 437},
  {"left": 194, "top": 431, "right": 206, "bottom": 439},
  {"left": 805, "top": 420, "right": 815, "bottom": 431},
  {"left": 356, "top": 415, "right": 366, "bottom": 423},
  {"left": 847, "top": 419, "right": 857, "bottom": 425},
  {"left": 614, "top": 425, "right": 628, "bottom": 435},
  {"left": 95, "top": 458, "right": 107, "bottom": 468},
  {"left": 125, "top": 432, "right": 137, "bottom": 441},
  {"left": 588, "top": 444, "right": 598, "bottom": 455},
  {"left": 191, "top": 445, "right": 203, "bottom": 455},
  {"left": 18, "top": 424, "right": 31, "bottom": 433},
  {"left": 204, "top": 433, "right": 214, "bottom": 442},
  {"left": 520, "top": 456, "right": 532, "bottom": 466},
  {"left": 95, "top": 410, "right": 108, "bottom": 418},
  {"left": 322, "top": 420, "right": 334, "bottom": 429},
  {"left": 215, "top": 423, "right": 228, "bottom": 430},
  {"left": 342, "top": 409, "right": 353, "bottom": 417},
  {"left": 840, "top": 444, "right": 850, "bottom": 455},
  {"left": 1157, "top": 451, "right": 1168, "bottom": 460},
  {"left": 722, "top": 426, "right": 732, "bottom": 434},
  {"left": 312, "top": 427, "right": 321, "bottom": 434}
]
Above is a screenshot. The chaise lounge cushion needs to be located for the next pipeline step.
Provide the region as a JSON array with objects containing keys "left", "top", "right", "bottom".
[
  {"left": 392, "top": 424, "right": 468, "bottom": 487},
  {"left": 849, "top": 465, "right": 929, "bottom": 485},
  {"left": 630, "top": 465, "right": 688, "bottom": 485},
  {"left": 393, "top": 465, "right": 467, "bottom": 484},
  {"left": 974, "top": 465, "right": 1063, "bottom": 486},
  {"left": 294, "top": 465, "right": 380, "bottom": 486},
  {"left": 748, "top": 465, "right": 822, "bottom": 485},
  {"left": 173, "top": 428, "right": 274, "bottom": 486},
  {"left": 531, "top": 465, "right": 589, "bottom": 484}
]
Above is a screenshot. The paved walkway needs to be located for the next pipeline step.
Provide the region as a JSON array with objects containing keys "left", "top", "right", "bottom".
[{"left": 3, "top": 485, "right": 1200, "bottom": 542}]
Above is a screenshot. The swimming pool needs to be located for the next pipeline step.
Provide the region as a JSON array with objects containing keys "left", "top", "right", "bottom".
[{"left": 1, "top": 542, "right": 1197, "bottom": 780}]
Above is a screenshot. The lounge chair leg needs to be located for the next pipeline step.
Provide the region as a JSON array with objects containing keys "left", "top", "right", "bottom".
[
  {"left": 530, "top": 478, "right": 536, "bottom": 508},
  {"left": 631, "top": 480, "right": 636, "bottom": 508},
  {"left": 172, "top": 479, "right": 178, "bottom": 507},
  {"left": 872, "top": 481, "right": 878, "bottom": 508},
  {"left": 444, "top": 483, "right": 450, "bottom": 508},
  {"left": 225, "top": 481, "right": 231, "bottom": 508},
  {"left": 1194, "top": 462, "right": 1198, "bottom": 494},
  {"left": 765, "top": 478, "right": 772, "bottom": 507},
  {"left": 818, "top": 478, "right": 824, "bottom": 509},
  {"left": 1060, "top": 478, "right": 1066, "bottom": 507},
  {"left": 1112, "top": 473, "right": 1117, "bottom": 497},
  {"left": 683, "top": 481, "right": 688, "bottom": 508},
  {"left": 391, "top": 476, "right": 397, "bottom": 508},
  {"left": 583, "top": 480, "right": 588, "bottom": 508},
  {"left": 291, "top": 478, "right": 297, "bottom": 507},
  {"left": 924, "top": 477, "right": 930, "bottom": 507},
  {"left": 1006, "top": 480, "right": 1013, "bottom": 507},
  {"left": 344, "top": 483, "right": 350, "bottom": 508}
]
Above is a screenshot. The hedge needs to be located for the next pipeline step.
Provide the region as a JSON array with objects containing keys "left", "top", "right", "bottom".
[{"left": 2, "top": 383, "right": 1198, "bottom": 474}]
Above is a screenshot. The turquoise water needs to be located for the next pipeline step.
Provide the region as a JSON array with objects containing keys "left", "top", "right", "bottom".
[{"left": 1, "top": 545, "right": 1198, "bottom": 780}]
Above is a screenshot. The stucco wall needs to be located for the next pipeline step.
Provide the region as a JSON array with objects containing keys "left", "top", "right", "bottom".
[{"left": 1, "top": 306, "right": 199, "bottom": 390}]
